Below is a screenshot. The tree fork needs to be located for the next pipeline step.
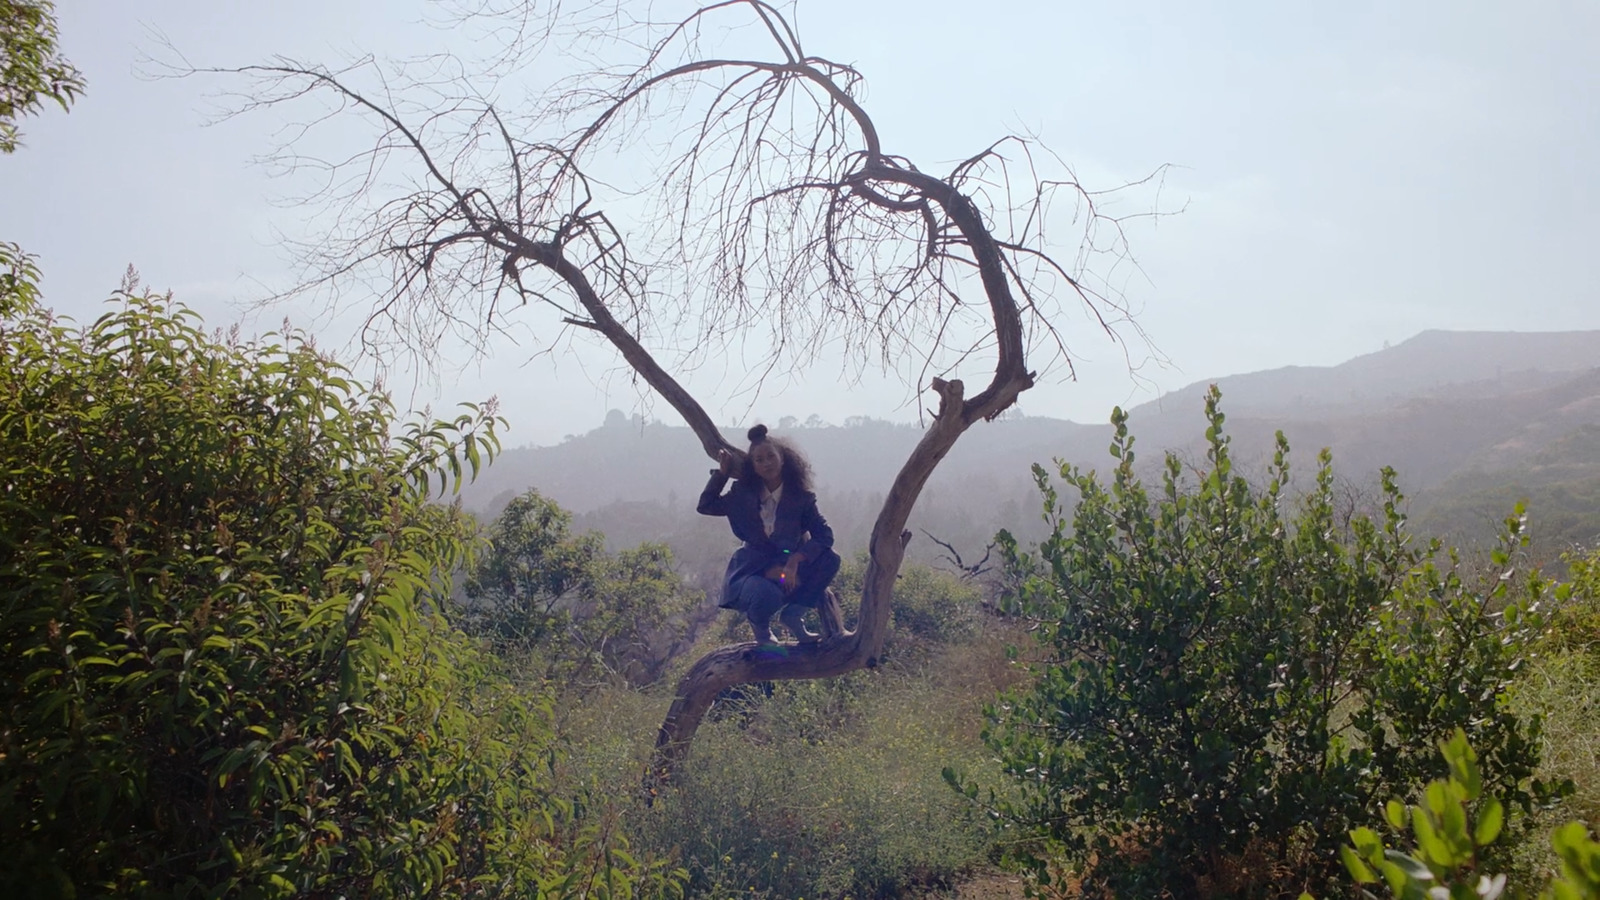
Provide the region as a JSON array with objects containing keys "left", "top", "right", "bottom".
[
  {"left": 199, "top": 0, "right": 1141, "bottom": 792},
  {"left": 647, "top": 370, "right": 1033, "bottom": 785}
]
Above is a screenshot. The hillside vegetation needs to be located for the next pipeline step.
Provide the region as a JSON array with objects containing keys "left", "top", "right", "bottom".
[
  {"left": 7, "top": 3, "right": 1596, "bottom": 896},
  {"left": 6, "top": 289, "right": 1599, "bottom": 899}
]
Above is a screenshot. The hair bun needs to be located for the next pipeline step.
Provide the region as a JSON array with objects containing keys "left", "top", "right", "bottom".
[{"left": 747, "top": 424, "right": 769, "bottom": 443}]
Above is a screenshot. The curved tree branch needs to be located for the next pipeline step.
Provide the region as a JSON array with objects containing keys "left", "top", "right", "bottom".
[{"left": 190, "top": 0, "right": 1160, "bottom": 783}]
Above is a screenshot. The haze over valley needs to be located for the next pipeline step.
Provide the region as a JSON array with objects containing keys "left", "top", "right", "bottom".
[{"left": 463, "top": 327, "right": 1600, "bottom": 592}]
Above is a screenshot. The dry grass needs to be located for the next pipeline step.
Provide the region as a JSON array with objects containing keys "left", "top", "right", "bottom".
[
  {"left": 1517, "top": 649, "right": 1600, "bottom": 832},
  {"left": 909, "top": 869, "right": 1030, "bottom": 899},
  {"left": 535, "top": 613, "right": 1029, "bottom": 899}
]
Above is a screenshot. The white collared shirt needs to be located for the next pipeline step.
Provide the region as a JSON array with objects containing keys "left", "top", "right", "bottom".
[{"left": 759, "top": 484, "right": 783, "bottom": 537}]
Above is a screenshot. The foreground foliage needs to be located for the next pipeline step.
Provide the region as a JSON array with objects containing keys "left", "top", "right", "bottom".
[
  {"left": 1, "top": 240, "right": 41, "bottom": 315},
  {"left": 0, "top": 288, "right": 676, "bottom": 897},
  {"left": 1333, "top": 730, "right": 1598, "bottom": 900},
  {"left": 978, "top": 388, "right": 1555, "bottom": 899},
  {"left": 1, "top": 0, "right": 83, "bottom": 153}
]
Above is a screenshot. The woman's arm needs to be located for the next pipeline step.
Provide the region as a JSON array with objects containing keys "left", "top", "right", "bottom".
[
  {"left": 696, "top": 448, "right": 740, "bottom": 516},
  {"left": 697, "top": 471, "right": 731, "bottom": 516}
]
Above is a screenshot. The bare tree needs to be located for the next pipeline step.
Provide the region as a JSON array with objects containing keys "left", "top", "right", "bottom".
[{"left": 190, "top": 0, "right": 1159, "bottom": 779}]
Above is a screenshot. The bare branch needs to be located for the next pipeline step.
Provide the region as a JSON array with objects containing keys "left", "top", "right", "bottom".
[
  {"left": 189, "top": 0, "right": 1167, "bottom": 777},
  {"left": 920, "top": 530, "right": 996, "bottom": 580}
]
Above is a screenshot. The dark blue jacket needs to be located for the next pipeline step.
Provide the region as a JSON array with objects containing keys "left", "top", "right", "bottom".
[{"left": 698, "top": 471, "right": 840, "bottom": 609}]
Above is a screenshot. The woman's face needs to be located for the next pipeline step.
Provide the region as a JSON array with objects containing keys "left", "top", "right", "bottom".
[{"left": 751, "top": 442, "right": 784, "bottom": 486}]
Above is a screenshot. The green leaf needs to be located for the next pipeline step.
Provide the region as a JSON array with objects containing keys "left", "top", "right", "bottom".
[
  {"left": 1474, "top": 799, "right": 1504, "bottom": 848},
  {"left": 1386, "top": 799, "right": 1409, "bottom": 830},
  {"left": 1441, "top": 728, "right": 1483, "bottom": 800},
  {"left": 1341, "top": 845, "right": 1377, "bottom": 884},
  {"left": 1412, "top": 805, "right": 1456, "bottom": 868},
  {"left": 1550, "top": 822, "right": 1589, "bottom": 856},
  {"left": 1383, "top": 850, "right": 1434, "bottom": 883},
  {"left": 1352, "top": 827, "right": 1385, "bottom": 859}
]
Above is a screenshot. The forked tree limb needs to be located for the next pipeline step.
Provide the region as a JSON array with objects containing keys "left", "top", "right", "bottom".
[
  {"left": 497, "top": 79, "right": 1038, "bottom": 781},
  {"left": 505, "top": 234, "right": 740, "bottom": 462},
  {"left": 190, "top": 0, "right": 1146, "bottom": 787}
]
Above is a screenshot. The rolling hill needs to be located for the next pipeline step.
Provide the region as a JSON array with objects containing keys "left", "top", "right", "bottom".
[{"left": 460, "top": 329, "right": 1600, "bottom": 569}]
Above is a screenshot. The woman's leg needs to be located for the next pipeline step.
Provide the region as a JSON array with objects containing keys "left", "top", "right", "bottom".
[
  {"left": 788, "top": 549, "right": 842, "bottom": 609},
  {"left": 734, "top": 575, "right": 785, "bottom": 643},
  {"left": 779, "top": 603, "right": 818, "bottom": 643},
  {"left": 775, "top": 549, "right": 839, "bottom": 643}
]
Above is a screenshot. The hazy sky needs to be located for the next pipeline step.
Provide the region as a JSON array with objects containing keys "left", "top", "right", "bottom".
[{"left": 4, "top": 1, "right": 1597, "bottom": 447}]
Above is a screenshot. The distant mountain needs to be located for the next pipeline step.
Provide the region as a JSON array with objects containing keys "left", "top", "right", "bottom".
[
  {"left": 463, "top": 411, "right": 1107, "bottom": 520},
  {"left": 1140, "top": 329, "right": 1600, "bottom": 421},
  {"left": 1088, "top": 331, "right": 1600, "bottom": 509},
  {"left": 1124, "top": 374, "right": 1600, "bottom": 491},
  {"left": 461, "top": 329, "right": 1600, "bottom": 567}
]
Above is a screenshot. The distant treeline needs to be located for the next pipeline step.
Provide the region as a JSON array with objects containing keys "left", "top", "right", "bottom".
[{"left": 463, "top": 337, "right": 1600, "bottom": 574}]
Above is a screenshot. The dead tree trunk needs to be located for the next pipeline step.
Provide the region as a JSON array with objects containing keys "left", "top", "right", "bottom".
[
  {"left": 648, "top": 366, "right": 1033, "bottom": 761},
  {"left": 510, "top": 212, "right": 1032, "bottom": 780},
  {"left": 204, "top": 0, "right": 1149, "bottom": 786}
]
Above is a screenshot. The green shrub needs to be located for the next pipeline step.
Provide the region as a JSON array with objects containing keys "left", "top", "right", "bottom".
[
  {"left": 974, "top": 388, "right": 1553, "bottom": 900},
  {"left": 1329, "top": 729, "right": 1599, "bottom": 900},
  {"left": 0, "top": 0, "right": 85, "bottom": 154},
  {"left": 464, "top": 488, "right": 698, "bottom": 688},
  {"left": 1547, "top": 549, "right": 1600, "bottom": 655},
  {"left": 1, "top": 241, "right": 43, "bottom": 315},
  {"left": 466, "top": 488, "right": 607, "bottom": 649},
  {"left": 0, "top": 288, "right": 677, "bottom": 898}
]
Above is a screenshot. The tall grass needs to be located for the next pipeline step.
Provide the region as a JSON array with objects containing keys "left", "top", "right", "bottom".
[
  {"left": 630, "top": 646, "right": 1016, "bottom": 899},
  {"left": 542, "top": 597, "right": 1028, "bottom": 900},
  {"left": 1521, "top": 652, "right": 1600, "bottom": 828},
  {"left": 1507, "top": 565, "right": 1600, "bottom": 886}
]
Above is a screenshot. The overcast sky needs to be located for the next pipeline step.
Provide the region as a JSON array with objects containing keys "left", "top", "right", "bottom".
[{"left": 4, "top": 1, "right": 1597, "bottom": 447}]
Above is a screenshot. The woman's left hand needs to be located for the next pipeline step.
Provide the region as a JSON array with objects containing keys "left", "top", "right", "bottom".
[{"left": 765, "top": 558, "right": 802, "bottom": 593}]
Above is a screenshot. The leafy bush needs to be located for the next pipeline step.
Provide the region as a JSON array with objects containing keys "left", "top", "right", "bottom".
[
  {"left": 464, "top": 488, "right": 699, "bottom": 687},
  {"left": 1, "top": 0, "right": 85, "bottom": 154},
  {"left": 1, "top": 241, "right": 42, "bottom": 315},
  {"left": 1331, "top": 729, "right": 1599, "bottom": 900},
  {"left": 0, "top": 288, "right": 676, "bottom": 898},
  {"left": 466, "top": 489, "right": 606, "bottom": 648},
  {"left": 975, "top": 388, "right": 1553, "bottom": 899},
  {"left": 1547, "top": 549, "right": 1600, "bottom": 655}
]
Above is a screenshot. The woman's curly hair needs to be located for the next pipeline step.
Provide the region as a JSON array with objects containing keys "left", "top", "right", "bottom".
[{"left": 740, "top": 423, "right": 814, "bottom": 493}]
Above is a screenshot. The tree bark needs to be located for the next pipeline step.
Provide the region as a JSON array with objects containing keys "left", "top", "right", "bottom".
[
  {"left": 201, "top": 0, "right": 1135, "bottom": 786},
  {"left": 648, "top": 367, "right": 1032, "bottom": 782}
]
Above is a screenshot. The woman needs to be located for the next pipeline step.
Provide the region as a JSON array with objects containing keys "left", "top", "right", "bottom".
[{"left": 698, "top": 424, "right": 841, "bottom": 644}]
